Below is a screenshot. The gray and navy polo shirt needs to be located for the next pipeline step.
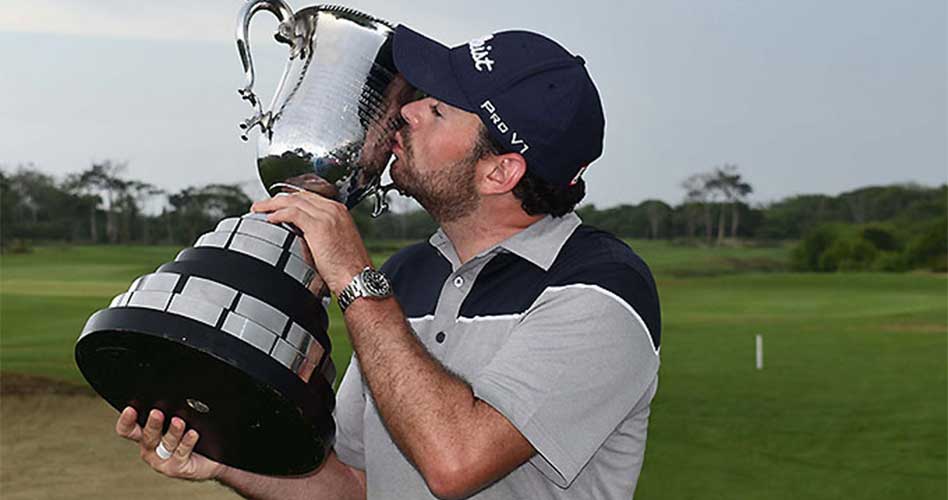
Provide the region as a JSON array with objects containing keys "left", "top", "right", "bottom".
[{"left": 334, "top": 212, "right": 661, "bottom": 499}]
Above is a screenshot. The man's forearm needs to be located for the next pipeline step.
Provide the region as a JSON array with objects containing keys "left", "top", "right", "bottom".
[
  {"left": 215, "top": 451, "right": 365, "bottom": 500},
  {"left": 342, "top": 297, "right": 482, "bottom": 475}
]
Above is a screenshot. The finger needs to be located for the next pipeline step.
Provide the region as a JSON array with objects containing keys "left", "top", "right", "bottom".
[
  {"left": 288, "top": 192, "right": 345, "bottom": 220},
  {"left": 141, "top": 409, "right": 165, "bottom": 448},
  {"left": 251, "top": 194, "right": 297, "bottom": 213},
  {"left": 174, "top": 429, "right": 200, "bottom": 460},
  {"left": 159, "top": 417, "right": 187, "bottom": 457},
  {"left": 253, "top": 190, "right": 335, "bottom": 216},
  {"left": 290, "top": 190, "right": 347, "bottom": 212},
  {"left": 249, "top": 199, "right": 272, "bottom": 213},
  {"left": 116, "top": 407, "right": 143, "bottom": 442},
  {"left": 263, "top": 205, "right": 327, "bottom": 234}
]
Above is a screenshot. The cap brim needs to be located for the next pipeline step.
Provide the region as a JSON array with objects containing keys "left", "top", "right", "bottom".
[{"left": 393, "top": 25, "right": 474, "bottom": 112}]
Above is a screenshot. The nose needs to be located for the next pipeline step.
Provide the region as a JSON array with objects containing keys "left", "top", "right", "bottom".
[{"left": 399, "top": 98, "right": 429, "bottom": 128}]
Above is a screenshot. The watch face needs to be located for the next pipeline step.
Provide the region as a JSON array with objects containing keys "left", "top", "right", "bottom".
[{"left": 361, "top": 270, "right": 392, "bottom": 297}]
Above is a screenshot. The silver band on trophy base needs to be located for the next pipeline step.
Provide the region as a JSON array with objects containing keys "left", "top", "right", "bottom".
[{"left": 75, "top": 1, "right": 414, "bottom": 475}]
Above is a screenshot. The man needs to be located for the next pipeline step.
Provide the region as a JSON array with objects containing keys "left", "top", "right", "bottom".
[{"left": 115, "top": 24, "right": 661, "bottom": 499}]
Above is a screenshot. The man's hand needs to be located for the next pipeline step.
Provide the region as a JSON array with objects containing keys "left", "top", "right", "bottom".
[
  {"left": 251, "top": 192, "right": 372, "bottom": 295},
  {"left": 115, "top": 407, "right": 225, "bottom": 481}
]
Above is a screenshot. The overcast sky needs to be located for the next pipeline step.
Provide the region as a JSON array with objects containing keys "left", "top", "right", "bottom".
[{"left": 1, "top": 0, "right": 944, "bottom": 209}]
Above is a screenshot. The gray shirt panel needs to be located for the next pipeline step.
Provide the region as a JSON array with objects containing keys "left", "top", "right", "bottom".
[{"left": 471, "top": 285, "right": 660, "bottom": 495}]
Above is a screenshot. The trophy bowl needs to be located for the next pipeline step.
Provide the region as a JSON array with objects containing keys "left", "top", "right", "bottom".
[{"left": 75, "top": 1, "right": 413, "bottom": 475}]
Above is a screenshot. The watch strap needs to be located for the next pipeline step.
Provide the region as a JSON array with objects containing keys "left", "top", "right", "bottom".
[
  {"left": 338, "top": 267, "right": 392, "bottom": 312},
  {"left": 337, "top": 271, "right": 364, "bottom": 312}
]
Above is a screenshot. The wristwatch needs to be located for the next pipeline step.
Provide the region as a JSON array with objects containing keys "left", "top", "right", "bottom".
[{"left": 337, "top": 267, "right": 393, "bottom": 312}]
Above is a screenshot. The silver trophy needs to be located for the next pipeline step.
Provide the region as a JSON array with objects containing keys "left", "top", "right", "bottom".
[
  {"left": 237, "top": 1, "right": 412, "bottom": 212},
  {"left": 75, "top": 1, "right": 411, "bottom": 475}
]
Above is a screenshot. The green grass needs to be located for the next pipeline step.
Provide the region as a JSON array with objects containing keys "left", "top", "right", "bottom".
[
  {"left": 641, "top": 272, "right": 946, "bottom": 499},
  {"left": 0, "top": 245, "right": 372, "bottom": 384},
  {"left": 625, "top": 238, "right": 793, "bottom": 276},
  {"left": 1, "top": 246, "right": 181, "bottom": 381},
  {"left": 1, "top": 243, "right": 945, "bottom": 499}
]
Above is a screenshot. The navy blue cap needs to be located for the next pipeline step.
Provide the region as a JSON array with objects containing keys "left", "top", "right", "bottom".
[{"left": 392, "top": 25, "right": 605, "bottom": 187}]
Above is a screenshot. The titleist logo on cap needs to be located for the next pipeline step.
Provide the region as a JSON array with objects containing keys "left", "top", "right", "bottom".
[{"left": 468, "top": 34, "right": 495, "bottom": 72}]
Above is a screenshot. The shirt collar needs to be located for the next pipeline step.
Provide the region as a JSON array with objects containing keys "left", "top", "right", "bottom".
[{"left": 428, "top": 212, "right": 582, "bottom": 272}]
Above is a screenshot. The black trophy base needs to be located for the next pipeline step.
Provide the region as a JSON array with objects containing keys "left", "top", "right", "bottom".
[{"left": 76, "top": 307, "right": 334, "bottom": 476}]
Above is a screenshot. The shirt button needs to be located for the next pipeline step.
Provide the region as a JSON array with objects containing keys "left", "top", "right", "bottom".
[
  {"left": 435, "top": 331, "right": 446, "bottom": 343},
  {"left": 453, "top": 276, "right": 464, "bottom": 288}
]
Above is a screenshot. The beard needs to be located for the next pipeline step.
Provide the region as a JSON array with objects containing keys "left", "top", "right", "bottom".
[{"left": 391, "top": 127, "right": 480, "bottom": 224}]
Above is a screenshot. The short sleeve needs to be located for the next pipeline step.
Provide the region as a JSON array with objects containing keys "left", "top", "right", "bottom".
[
  {"left": 471, "top": 285, "right": 659, "bottom": 487},
  {"left": 332, "top": 354, "right": 366, "bottom": 470}
]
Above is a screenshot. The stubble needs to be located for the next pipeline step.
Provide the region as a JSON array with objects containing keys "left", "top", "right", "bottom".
[{"left": 392, "top": 128, "right": 481, "bottom": 224}]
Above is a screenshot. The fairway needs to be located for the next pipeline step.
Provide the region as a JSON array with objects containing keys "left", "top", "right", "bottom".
[{"left": 1, "top": 244, "right": 945, "bottom": 499}]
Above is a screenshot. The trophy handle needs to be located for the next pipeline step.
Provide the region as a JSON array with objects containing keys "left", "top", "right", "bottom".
[
  {"left": 236, "top": 0, "right": 299, "bottom": 141},
  {"left": 370, "top": 183, "right": 402, "bottom": 218}
]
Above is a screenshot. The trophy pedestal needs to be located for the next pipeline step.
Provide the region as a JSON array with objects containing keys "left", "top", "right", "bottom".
[{"left": 76, "top": 215, "right": 336, "bottom": 475}]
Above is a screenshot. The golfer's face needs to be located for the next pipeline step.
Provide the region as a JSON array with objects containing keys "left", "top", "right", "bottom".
[{"left": 390, "top": 97, "right": 481, "bottom": 184}]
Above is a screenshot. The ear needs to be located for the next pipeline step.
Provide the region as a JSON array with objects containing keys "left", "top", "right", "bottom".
[{"left": 480, "top": 152, "right": 527, "bottom": 195}]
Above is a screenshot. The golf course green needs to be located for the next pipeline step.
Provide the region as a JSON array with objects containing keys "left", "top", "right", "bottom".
[{"left": 1, "top": 243, "right": 944, "bottom": 499}]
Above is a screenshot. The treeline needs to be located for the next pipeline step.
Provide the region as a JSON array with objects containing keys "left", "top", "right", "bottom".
[
  {"left": 576, "top": 184, "right": 946, "bottom": 239},
  {"left": 1, "top": 162, "right": 252, "bottom": 248},
  {"left": 574, "top": 176, "right": 946, "bottom": 272},
  {"left": 0, "top": 162, "right": 439, "bottom": 249},
  {"left": 1, "top": 163, "right": 945, "bottom": 271},
  {"left": 578, "top": 168, "right": 946, "bottom": 243},
  {"left": 791, "top": 219, "right": 946, "bottom": 272}
]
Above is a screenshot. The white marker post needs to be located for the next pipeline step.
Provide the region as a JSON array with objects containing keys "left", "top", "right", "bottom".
[{"left": 755, "top": 334, "right": 764, "bottom": 370}]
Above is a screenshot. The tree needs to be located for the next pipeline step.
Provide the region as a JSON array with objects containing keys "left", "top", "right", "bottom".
[
  {"left": 167, "top": 184, "right": 253, "bottom": 244},
  {"left": 705, "top": 172, "right": 728, "bottom": 243},
  {"left": 681, "top": 173, "right": 713, "bottom": 243},
  {"left": 64, "top": 172, "right": 101, "bottom": 243},
  {"left": 716, "top": 165, "right": 753, "bottom": 239},
  {"left": 66, "top": 161, "right": 129, "bottom": 243},
  {"left": 758, "top": 194, "right": 841, "bottom": 239},
  {"left": 640, "top": 200, "right": 672, "bottom": 239},
  {"left": 127, "top": 181, "right": 164, "bottom": 244},
  {"left": 4, "top": 165, "right": 91, "bottom": 242},
  {"left": 702, "top": 165, "right": 754, "bottom": 244},
  {"left": 0, "top": 170, "right": 22, "bottom": 247}
]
